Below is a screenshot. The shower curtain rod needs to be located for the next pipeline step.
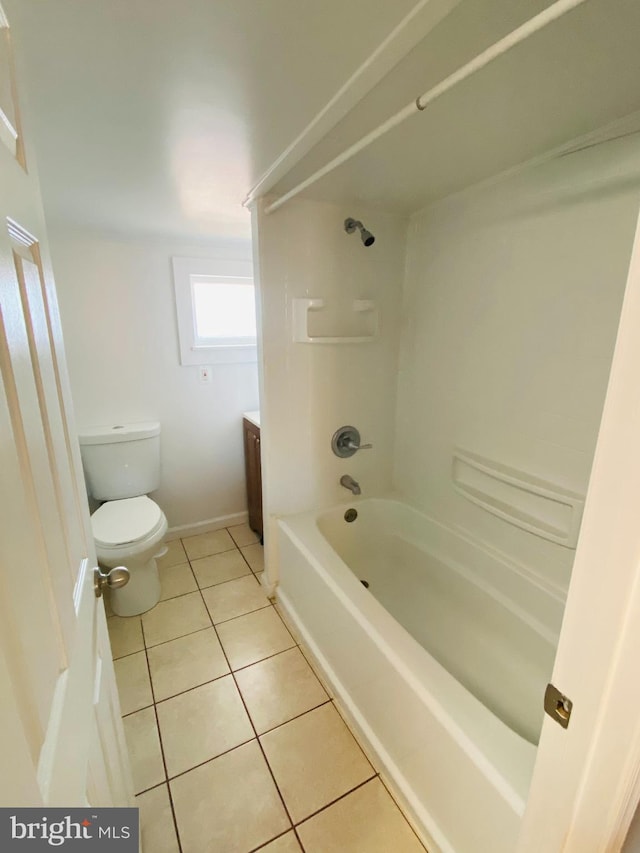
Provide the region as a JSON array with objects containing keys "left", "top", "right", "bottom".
[{"left": 264, "top": 0, "right": 591, "bottom": 215}]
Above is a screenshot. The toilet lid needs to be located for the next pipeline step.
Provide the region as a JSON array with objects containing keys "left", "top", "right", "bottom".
[{"left": 92, "top": 496, "right": 163, "bottom": 547}]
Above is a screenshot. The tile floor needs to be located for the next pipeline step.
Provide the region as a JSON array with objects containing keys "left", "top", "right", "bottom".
[{"left": 107, "top": 521, "right": 426, "bottom": 853}]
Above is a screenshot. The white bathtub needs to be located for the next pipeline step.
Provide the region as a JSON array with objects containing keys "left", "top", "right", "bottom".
[{"left": 276, "top": 498, "right": 564, "bottom": 853}]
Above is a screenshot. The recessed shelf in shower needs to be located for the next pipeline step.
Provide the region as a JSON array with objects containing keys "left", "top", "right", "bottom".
[{"left": 452, "top": 448, "right": 585, "bottom": 548}]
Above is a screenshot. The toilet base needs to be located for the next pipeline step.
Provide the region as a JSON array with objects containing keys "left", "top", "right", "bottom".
[{"left": 108, "top": 554, "right": 162, "bottom": 617}]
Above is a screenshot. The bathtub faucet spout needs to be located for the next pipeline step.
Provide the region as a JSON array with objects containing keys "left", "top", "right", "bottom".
[{"left": 340, "top": 475, "right": 361, "bottom": 495}]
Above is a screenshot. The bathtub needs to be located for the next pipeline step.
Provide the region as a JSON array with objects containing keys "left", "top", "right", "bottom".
[{"left": 276, "top": 498, "right": 564, "bottom": 853}]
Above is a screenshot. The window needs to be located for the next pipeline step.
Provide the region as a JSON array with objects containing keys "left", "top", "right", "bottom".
[{"left": 173, "top": 256, "right": 257, "bottom": 365}]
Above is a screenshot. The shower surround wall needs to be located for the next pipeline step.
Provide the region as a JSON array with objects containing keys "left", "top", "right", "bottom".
[
  {"left": 253, "top": 198, "right": 407, "bottom": 583},
  {"left": 394, "top": 136, "right": 640, "bottom": 593}
]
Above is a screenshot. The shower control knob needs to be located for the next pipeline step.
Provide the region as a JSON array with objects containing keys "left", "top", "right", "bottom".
[
  {"left": 331, "top": 425, "right": 373, "bottom": 458},
  {"left": 94, "top": 566, "right": 130, "bottom": 598}
]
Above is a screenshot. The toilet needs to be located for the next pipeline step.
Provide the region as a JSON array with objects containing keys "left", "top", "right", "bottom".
[{"left": 78, "top": 422, "right": 168, "bottom": 617}]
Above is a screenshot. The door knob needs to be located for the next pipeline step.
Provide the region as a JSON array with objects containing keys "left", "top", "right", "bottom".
[{"left": 94, "top": 566, "right": 130, "bottom": 598}]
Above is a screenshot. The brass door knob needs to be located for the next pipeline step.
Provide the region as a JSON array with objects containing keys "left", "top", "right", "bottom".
[{"left": 94, "top": 566, "right": 130, "bottom": 598}]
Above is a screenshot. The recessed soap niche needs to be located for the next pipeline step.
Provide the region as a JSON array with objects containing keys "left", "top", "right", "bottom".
[{"left": 452, "top": 449, "right": 585, "bottom": 548}]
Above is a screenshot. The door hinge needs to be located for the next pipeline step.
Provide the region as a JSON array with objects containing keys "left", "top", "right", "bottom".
[{"left": 544, "top": 683, "right": 573, "bottom": 729}]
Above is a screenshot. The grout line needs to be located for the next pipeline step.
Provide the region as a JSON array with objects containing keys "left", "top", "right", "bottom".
[
  {"left": 229, "top": 535, "right": 261, "bottom": 550},
  {"left": 111, "top": 646, "right": 146, "bottom": 662},
  {"left": 256, "top": 698, "right": 333, "bottom": 738},
  {"left": 294, "top": 827, "right": 306, "bottom": 851},
  {"left": 164, "top": 736, "right": 258, "bottom": 784},
  {"left": 120, "top": 535, "right": 421, "bottom": 852},
  {"left": 156, "top": 587, "right": 202, "bottom": 604},
  {"left": 376, "top": 775, "right": 429, "bottom": 851},
  {"left": 134, "top": 780, "right": 170, "bottom": 798},
  {"left": 129, "top": 600, "right": 381, "bottom": 850},
  {"left": 183, "top": 544, "right": 239, "bottom": 561},
  {"left": 195, "top": 567, "right": 258, "bottom": 592},
  {"left": 193, "top": 571, "right": 255, "bottom": 592},
  {"left": 140, "top": 618, "right": 184, "bottom": 853},
  {"left": 293, "top": 773, "right": 378, "bottom": 829},
  {"left": 209, "top": 602, "right": 272, "bottom": 627},
  {"left": 254, "top": 728, "right": 297, "bottom": 835},
  {"left": 148, "top": 654, "right": 330, "bottom": 769},
  {"left": 153, "top": 670, "right": 233, "bottom": 706},
  {"left": 277, "top": 619, "right": 335, "bottom": 701},
  {"left": 166, "top": 587, "right": 298, "bottom": 848},
  {"left": 195, "top": 583, "right": 297, "bottom": 836},
  {"left": 144, "top": 624, "right": 213, "bottom": 651},
  {"left": 128, "top": 547, "right": 381, "bottom": 852},
  {"left": 266, "top": 609, "right": 424, "bottom": 845},
  {"left": 225, "top": 642, "right": 301, "bottom": 676},
  {"left": 121, "top": 702, "right": 155, "bottom": 718},
  {"left": 248, "top": 827, "right": 299, "bottom": 853},
  {"left": 123, "top": 654, "right": 328, "bottom": 732},
  {"left": 228, "top": 642, "right": 299, "bottom": 676},
  {"left": 237, "top": 544, "right": 264, "bottom": 576}
]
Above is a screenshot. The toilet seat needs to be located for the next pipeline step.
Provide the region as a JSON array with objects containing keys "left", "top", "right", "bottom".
[{"left": 92, "top": 496, "right": 164, "bottom": 548}]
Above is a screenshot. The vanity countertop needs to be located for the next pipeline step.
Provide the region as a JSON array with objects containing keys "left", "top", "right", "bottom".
[{"left": 243, "top": 410, "right": 260, "bottom": 428}]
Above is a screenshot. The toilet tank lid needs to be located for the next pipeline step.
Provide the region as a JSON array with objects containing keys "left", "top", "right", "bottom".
[{"left": 79, "top": 422, "right": 160, "bottom": 445}]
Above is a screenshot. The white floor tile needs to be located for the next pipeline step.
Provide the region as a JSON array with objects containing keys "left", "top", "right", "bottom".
[
  {"left": 260, "top": 703, "right": 373, "bottom": 823},
  {"left": 235, "top": 647, "right": 328, "bottom": 734},
  {"left": 217, "top": 607, "right": 295, "bottom": 671},
  {"left": 297, "top": 778, "right": 426, "bottom": 852},
  {"left": 202, "top": 574, "right": 269, "bottom": 624},
  {"left": 142, "top": 592, "right": 210, "bottom": 647},
  {"left": 136, "top": 784, "right": 180, "bottom": 853},
  {"left": 157, "top": 676, "right": 254, "bottom": 777},
  {"left": 122, "top": 707, "right": 165, "bottom": 794},
  {"left": 170, "top": 741, "right": 290, "bottom": 853},
  {"left": 114, "top": 651, "right": 152, "bottom": 716},
  {"left": 147, "top": 627, "right": 229, "bottom": 701}
]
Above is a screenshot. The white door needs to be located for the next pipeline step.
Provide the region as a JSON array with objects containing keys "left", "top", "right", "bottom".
[
  {"left": 0, "top": 7, "right": 133, "bottom": 809},
  {"left": 517, "top": 210, "right": 640, "bottom": 851}
]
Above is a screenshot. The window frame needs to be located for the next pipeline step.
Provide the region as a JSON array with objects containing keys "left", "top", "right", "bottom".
[{"left": 173, "top": 256, "right": 257, "bottom": 366}]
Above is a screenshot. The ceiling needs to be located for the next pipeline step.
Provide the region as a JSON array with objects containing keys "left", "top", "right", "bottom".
[
  {"left": 270, "top": 0, "right": 640, "bottom": 213},
  {"left": 7, "top": 0, "right": 640, "bottom": 240},
  {"left": 5, "top": 0, "right": 419, "bottom": 240}
]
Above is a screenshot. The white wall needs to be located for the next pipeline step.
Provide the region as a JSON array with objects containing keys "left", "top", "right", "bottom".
[
  {"left": 253, "top": 198, "right": 407, "bottom": 582},
  {"left": 394, "top": 135, "right": 640, "bottom": 592},
  {"left": 49, "top": 227, "right": 259, "bottom": 531}
]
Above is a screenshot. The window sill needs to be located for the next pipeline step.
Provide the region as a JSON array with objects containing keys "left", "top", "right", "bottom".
[{"left": 181, "top": 344, "right": 258, "bottom": 366}]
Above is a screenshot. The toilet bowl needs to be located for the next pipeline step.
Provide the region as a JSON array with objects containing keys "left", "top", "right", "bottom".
[{"left": 92, "top": 495, "right": 168, "bottom": 616}]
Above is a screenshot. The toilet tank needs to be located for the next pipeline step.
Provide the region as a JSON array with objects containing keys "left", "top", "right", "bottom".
[{"left": 78, "top": 422, "right": 161, "bottom": 501}]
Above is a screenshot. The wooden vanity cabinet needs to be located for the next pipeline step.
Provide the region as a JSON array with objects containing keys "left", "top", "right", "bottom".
[{"left": 243, "top": 417, "right": 263, "bottom": 538}]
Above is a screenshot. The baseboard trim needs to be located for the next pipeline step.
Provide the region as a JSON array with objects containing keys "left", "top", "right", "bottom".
[{"left": 166, "top": 511, "right": 248, "bottom": 541}]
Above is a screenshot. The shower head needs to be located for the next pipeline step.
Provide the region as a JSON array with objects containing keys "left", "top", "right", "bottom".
[{"left": 344, "top": 217, "right": 375, "bottom": 247}]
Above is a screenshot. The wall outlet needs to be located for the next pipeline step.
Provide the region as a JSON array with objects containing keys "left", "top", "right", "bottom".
[{"left": 198, "top": 366, "right": 212, "bottom": 383}]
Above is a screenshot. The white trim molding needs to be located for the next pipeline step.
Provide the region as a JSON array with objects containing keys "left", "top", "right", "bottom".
[
  {"left": 165, "top": 510, "right": 249, "bottom": 541},
  {"left": 172, "top": 255, "right": 257, "bottom": 366}
]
